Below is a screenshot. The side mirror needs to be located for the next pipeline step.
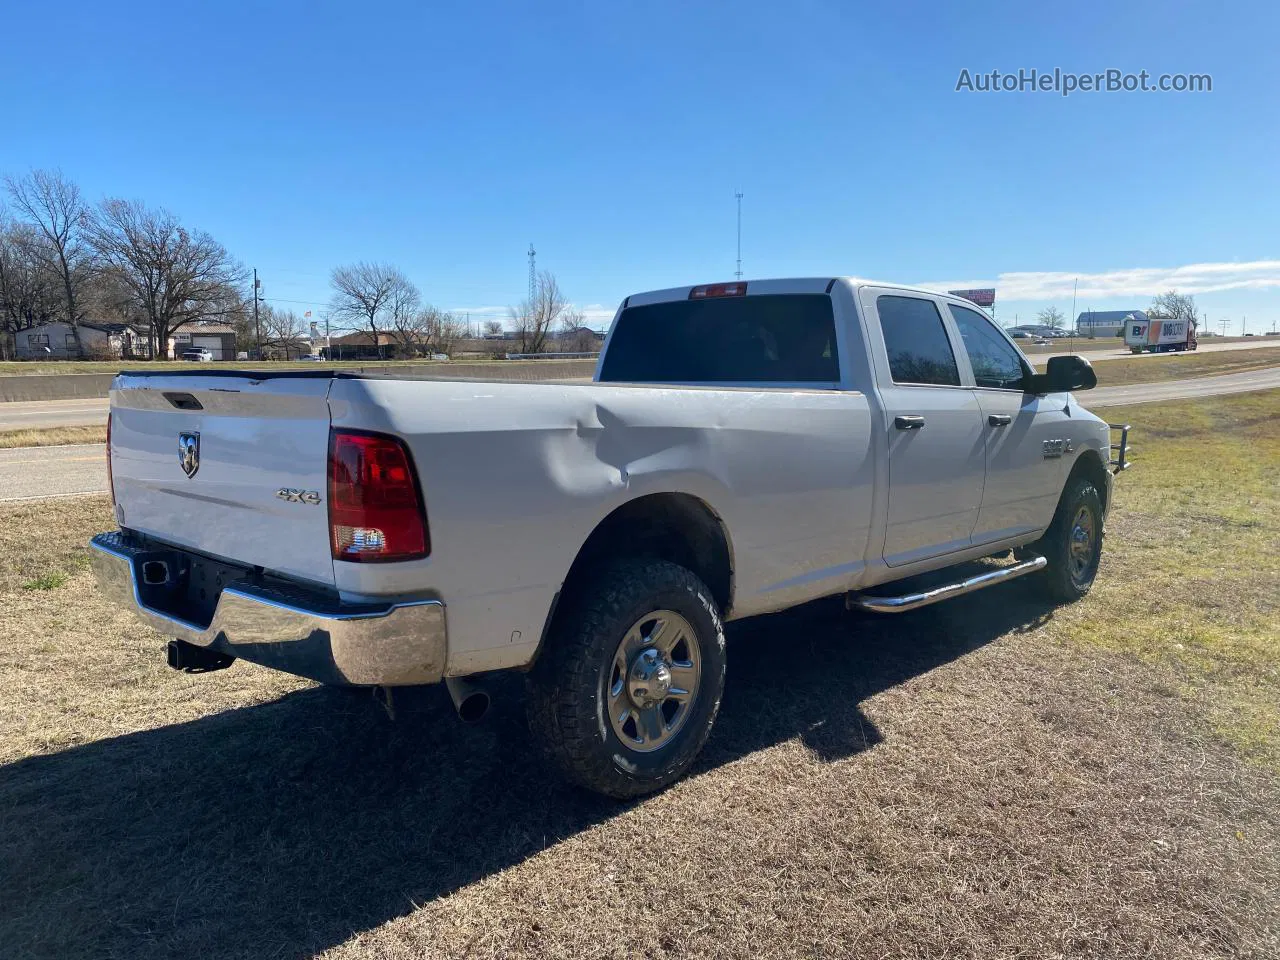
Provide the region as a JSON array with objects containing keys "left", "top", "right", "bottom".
[{"left": 1026, "top": 354, "right": 1097, "bottom": 394}]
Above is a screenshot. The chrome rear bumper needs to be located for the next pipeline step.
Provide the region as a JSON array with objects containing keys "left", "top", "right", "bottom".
[{"left": 89, "top": 532, "right": 447, "bottom": 687}]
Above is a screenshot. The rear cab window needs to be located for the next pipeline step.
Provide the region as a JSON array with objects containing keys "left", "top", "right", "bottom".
[{"left": 598, "top": 293, "right": 839, "bottom": 384}]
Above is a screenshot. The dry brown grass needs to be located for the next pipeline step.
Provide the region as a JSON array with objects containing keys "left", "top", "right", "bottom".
[
  {"left": 0, "top": 397, "right": 1277, "bottom": 959},
  {"left": 0, "top": 495, "right": 114, "bottom": 592},
  {"left": 0, "top": 424, "right": 107, "bottom": 449}
]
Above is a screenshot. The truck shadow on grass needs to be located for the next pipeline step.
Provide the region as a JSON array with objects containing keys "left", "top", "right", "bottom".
[{"left": 2, "top": 569, "right": 1054, "bottom": 959}]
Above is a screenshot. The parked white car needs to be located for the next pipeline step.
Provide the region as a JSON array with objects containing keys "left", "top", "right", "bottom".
[
  {"left": 179, "top": 348, "right": 214, "bottom": 362},
  {"left": 92, "top": 278, "right": 1128, "bottom": 796}
]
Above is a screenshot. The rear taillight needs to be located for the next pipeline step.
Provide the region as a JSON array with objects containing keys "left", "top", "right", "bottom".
[
  {"left": 106, "top": 412, "right": 115, "bottom": 505},
  {"left": 327, "top": 430, "right": 429, "bottom": 562},
  {"left": 689, "top": 281, "right": 748, "bottom": 299}
]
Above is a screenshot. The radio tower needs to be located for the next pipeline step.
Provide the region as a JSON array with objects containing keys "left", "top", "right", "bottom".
[
  {"left": 527, "top": 243, "right": 537, "bottom": 303},
  {"left": 734, "top": 191, "right": 744, "bottom": 280}
]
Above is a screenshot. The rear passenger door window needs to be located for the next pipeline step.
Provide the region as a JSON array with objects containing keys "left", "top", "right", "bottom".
[
  {"left": 875, "top": 295, "right": 960, "bottom": 386},
  {"left": 947, "top": 305, "right": 1029, "bottom": 390}
]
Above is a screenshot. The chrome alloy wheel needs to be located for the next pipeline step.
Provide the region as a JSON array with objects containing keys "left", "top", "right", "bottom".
[
  {"left": 1068, "top": 504, "right": 1097, "bottom": 582},
  {"left": 606, "top": 610, "right": 702, "bottom": 753}
]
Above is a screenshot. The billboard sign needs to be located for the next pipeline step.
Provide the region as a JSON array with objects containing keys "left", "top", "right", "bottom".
[{"left": 948, "top": 288, "right": 996, "bottom": 307}]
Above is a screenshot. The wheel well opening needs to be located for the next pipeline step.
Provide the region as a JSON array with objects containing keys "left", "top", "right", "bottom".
[
  {"left": 562, "top": 493, "right": 733, "bottom": 615},
  {"left": 1070, "top": 450, "right": 1109, "bottom": 512}
]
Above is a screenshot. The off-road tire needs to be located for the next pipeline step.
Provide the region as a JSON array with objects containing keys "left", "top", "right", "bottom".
[
  {"left": 1033, "top": 475, "right": 1105, "bottom": 603},
  {"left": 526, "top": 558, "right": 726, "bottom": 798}
]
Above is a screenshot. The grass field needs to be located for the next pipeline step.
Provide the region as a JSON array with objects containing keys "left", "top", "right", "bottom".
[
  {"left": 0, "top": 392, "right": 1276, "bottom": 958},
  {"left": 0, "top": 424, "right": 106, "bottom": 448},
  {"left": 1087, "top": 347, "right": 1280, "bottom": 386}
]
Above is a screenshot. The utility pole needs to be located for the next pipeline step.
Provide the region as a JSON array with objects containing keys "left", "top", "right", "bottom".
[
  {"left": 1070, "top": 277, "right": 1078, "bottom": 349},
  {"left": 252, "top": 268, "right": 262, "bottom": 359},
  {"left": 1220, "top": 317, "right": 1228, "bottom": 337},
  {"left": 734, "top": 191, "right": 743, "bottom": 280},
  {"left": 1241, "top": 315, "right": 1247, "bottom": 337}
]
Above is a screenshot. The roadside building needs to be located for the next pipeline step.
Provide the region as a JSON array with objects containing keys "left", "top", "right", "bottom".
[
  {"left": 1074, "top": 310, "right": 1147, "bottom": 338},
  {"left": 170, "top": 323, "right": 238, "bottom": 360},
  {"left": 13, "top": 320, "right": 150, "bottom": 360},
  {"left": 321, "top": 331, "right": 399, "bottom": 360}
]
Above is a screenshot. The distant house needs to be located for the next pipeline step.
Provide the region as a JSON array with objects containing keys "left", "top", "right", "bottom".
[
  {"left": 14, "top": 321, "right": 150, "bottom": 360},
  {"left": 1074, "top": 310, "right": 1148, "bottom": 339},
  {"left": 320, "top": 331, "right": 399, "bottom": 361}
]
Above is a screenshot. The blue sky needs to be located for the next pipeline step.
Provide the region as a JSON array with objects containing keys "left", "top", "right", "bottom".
[{"left": 3, "top": 0, "right": 1278, "bottom": 332}]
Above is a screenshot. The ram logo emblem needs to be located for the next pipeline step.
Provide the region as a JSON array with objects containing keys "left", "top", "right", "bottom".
[
  {"left": 1042, "top": 438, "right": 1074, "bottom": 459},
  {"left": 178, "top": 432, "right": 200, "bottom": 478}
]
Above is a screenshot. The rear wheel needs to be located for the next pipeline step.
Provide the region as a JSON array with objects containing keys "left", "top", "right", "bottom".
[
  {"left": 1031, "top": 476, "right": 1104, "bottom": 603},
  {"left": 526, "top": 558, "right": 726, "bottom": 798}
]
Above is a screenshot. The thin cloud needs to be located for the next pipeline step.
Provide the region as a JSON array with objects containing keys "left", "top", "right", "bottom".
[{"left": 918, "top": 260, "right": 1280, "bottom": 301}]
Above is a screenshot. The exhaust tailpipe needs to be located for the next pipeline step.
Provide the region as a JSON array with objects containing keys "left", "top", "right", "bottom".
[{"left": 444, "top": 676, "right": 491, "bottom": 723}]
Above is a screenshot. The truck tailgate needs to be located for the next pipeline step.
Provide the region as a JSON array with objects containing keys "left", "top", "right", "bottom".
[{"left": 109, "top": 373, "right": 336, "bottom": 587}]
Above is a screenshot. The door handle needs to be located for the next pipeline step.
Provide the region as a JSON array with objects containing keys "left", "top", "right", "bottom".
[
  {"left": 988, "top": 414, "right": 1013, "bottom": 427},
  {"left": 894, "top": 415, "right": 925, "bottom": 430}
]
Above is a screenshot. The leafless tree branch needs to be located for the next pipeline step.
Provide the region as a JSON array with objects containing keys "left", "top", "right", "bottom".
[
  {"left": 4, "top": 169, "right": 94, "bottom": 352},
  {"left": 90, "top": 198, "right": 246, "bottom": 359}
]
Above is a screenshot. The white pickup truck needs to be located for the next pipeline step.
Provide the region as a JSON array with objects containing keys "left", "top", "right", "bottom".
[{"left": 92, "top": 278, "right": 1129, "bottom": 797}]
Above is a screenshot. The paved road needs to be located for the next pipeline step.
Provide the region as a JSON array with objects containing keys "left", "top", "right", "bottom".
[
  {"left": 0, "top": 443, "right": 107, "bottom": 502},
  {"left": 1, "top": 369, "right": 1277, "bottom": 503},
  {"left": 0, "top": 398, "right": 109, "bottom": 431},
  {"left": 1086, "top": 366, "right": 1280, "bottom": 407},
  {"left": 1029, "top": 336, "right": 1280, "bottom": 360}
]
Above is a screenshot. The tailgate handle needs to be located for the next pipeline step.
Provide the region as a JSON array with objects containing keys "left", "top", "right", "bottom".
[{"left": 163, "top": 392, "right": 204, "bottom": 411}]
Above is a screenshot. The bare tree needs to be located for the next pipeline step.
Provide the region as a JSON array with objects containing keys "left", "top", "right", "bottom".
[
  {"left": 90, "top": 198, "right": 245, "bottom": 359},
  {"left": 387, "top": 304, "right": 466, "bottom": 358},
  {"left": 83, "top": 265, "right": 140, "bottom": 327},
  {"left": 328, "top": 262, "right": 418, "bottom": 354},
  {"left": 483, "top": 319, "right": 503, "bottom": 337},
  {"left": 5, "top": 170, "right": 94, "bottom": 355},
  {"left": 1035, "top": 306, "right": 1065, "bottom": 330},
  {"left": 389, "top": 308, "right": 428, "bottom": 357},
  {"left": 0, "top": 217, "right": 62, "bottom": 351},
  {"left": 259, "top": 304, "right": 309, "bottom": 358},
  {"left": 424, "top": 307, "right": 465, "bottom": 356},
  {"left": 559, "top": 314, "right": 599, "bottom": 353},
  {"left": 509, "top": 271, "right": 574, "bottom": 355},
  {"left": 1149, "top": 290, "right": 1197, "bottom": 321}
]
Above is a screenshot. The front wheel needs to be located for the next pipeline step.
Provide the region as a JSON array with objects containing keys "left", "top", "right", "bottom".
[
  {"left": 526, "top": 558, "right": 727, "bottom": 798},
  {"left": 1033, "top": 476, "right": 1105, "bottom": 603}
]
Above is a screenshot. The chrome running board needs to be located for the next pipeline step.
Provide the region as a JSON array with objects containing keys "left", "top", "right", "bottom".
[{"left": 847, "top": 555, "right": 1048, "bottom": 614}]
